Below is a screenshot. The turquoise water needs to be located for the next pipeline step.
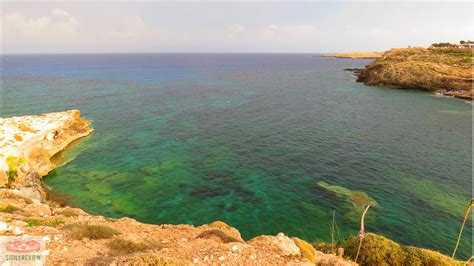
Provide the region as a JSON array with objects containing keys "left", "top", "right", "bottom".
[{"left": 1, "top": 54, "right": 472, "bottom": 259}]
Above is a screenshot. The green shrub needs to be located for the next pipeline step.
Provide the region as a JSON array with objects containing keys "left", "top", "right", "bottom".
[
  {"left": 343, "top": 233, "right": 460, "bottom": 266},
  {"left": 0, "top": 204, "right": 21, "bottom": 213},
  {"left": 5, "top": 156, "right": 26, "bottom": 188},
  {"left": 432, "top": 49, "right": 472, "bottom": 58},
  {"left": 107, "top": 238, "right": 163, "bottom": 255},
  {"left": 292, "top": 237, "right": 317, "bottom": 263},
  {"left": 63, "top": 223, "right": 120, "bottom": 240},
  {"left": 313, "top": 241, "right": 334, "bottom": 254},
  {"left": 26, "top": 218, "right": 64, "bottom": 227}
]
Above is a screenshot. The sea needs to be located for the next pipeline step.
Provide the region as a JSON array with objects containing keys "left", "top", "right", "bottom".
[{"left": 1, "top": 53, "right": 472, "bottom": 259}]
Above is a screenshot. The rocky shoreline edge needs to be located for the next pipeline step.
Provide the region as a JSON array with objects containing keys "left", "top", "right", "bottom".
[
  {"left": 351, "top": 47, "right": 473, "bottom": 100},
  {"left": 317, "top": 52, "right": 382, "bottom": 59},
  {"left": 0, "top": 110, "right": 462, "bottom": 265}
]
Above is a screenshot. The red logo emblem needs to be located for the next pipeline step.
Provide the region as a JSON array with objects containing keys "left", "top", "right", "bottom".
[{"left": 5, "top": 240, "right": 41, "bottom": 253}]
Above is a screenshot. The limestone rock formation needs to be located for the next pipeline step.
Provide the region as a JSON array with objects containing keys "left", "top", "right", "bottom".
[
  {"left": 357, "top": 48, "right": 473, "bottom": 100},
  {"left": 0, "top": 110, "right": 93, "bottom": 199}
]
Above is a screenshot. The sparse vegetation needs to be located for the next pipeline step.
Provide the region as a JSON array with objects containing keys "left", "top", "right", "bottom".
[
  {"left": 107, "top": 238, "right": 163, "bottom": 255},
  {"left": 197, "top": 229, "right": 243, "bottom": 243},
  {"left": 0, "top": 204, "right": 22, "bottom": 213},
  {"left": 292, "top": 237, "right": 317, "bottom": 263},
  {"left": 55, "top": 208, "right": 79, "bottom": 217},
  {"left": 6, "top": 156, "right": 26, "bottom": 188},
  {"left": 313, "top": 241, "right": 335, "bottom": 254},
  {"left": 343, "top": 233, "right": 461, "bottom": 265},
  {"left": 63, "top": 223, "right": 120, "bottom": 240},
  {"left": 430, "top": 42, "right": 452, "bottom": 48},
  {"left": 117, "top": 254, "right": 183, "bottom": 265},
  {"left": 26, "top": 218, "right": 64, "bottom": 227},
  {"left": 432, "top": 48, "right": 473, "bottom": 58}
]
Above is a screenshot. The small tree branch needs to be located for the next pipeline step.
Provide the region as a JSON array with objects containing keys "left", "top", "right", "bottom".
[{"left": 355, "top": 205, "right": 370, "bottom": 263}]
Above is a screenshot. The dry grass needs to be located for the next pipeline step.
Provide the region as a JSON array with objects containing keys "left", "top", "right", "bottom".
[
  {"left": 26, "top": 218, "right": 64, "bottom": 227},
  {"left": 63, "top": 223, "right": 120, "bottom": 240},
  {"left": 107, "top": 238, "right": 163, "bottom": 255},
  {"left": 196, "top": 229, "right": 243, "bottom": 243},
  {"left": 55, "top": 208, "right": 79, "bottom": 217},
  {"left": 0, "top": 204, "right": 22, "bottom": 213},
  {"left": 313, "top": 241, "right": 334, "bottom": 254},
  {"left": 117, "top": 254, "right": 184, "bottom": 265}
]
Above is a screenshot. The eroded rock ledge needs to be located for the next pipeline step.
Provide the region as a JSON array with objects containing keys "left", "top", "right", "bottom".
[{"left": 0, "top": 110, "right": 93, "bottom": 200}]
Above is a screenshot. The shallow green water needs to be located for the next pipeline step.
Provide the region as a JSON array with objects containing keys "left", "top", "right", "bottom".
[{"left": 2, "top": 54, "right": 472, "bottom": 258}]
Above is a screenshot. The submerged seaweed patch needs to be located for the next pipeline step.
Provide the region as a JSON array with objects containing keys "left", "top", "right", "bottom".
[
  {"left": 398, "top": 177, "right": 469, "bottom": 218},
  {"left": 317, "top": 181, "right": 378, "bottom": 211},
  {"left": 296, "top": 202, "right": 326, "bottom": 218}
]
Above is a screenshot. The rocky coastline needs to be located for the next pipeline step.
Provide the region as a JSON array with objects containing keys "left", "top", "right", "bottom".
[
  {"left": 355, "top": 47, "right": 473, "bottom": 100},
  {"left": 318, "top": 52, "right": 382, "bottom": 59},
  {"left": 0, "top": 110, "right": 462, "bottom": 265}
]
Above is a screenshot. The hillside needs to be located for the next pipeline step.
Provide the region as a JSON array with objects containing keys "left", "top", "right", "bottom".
[{"left": 357, "top": 48, "right": 473, "bottom": 99}]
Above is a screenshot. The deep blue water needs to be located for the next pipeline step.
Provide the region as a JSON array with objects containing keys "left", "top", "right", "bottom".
[{"left": 1, "top": 54, "right": 472, "bottom": 259}]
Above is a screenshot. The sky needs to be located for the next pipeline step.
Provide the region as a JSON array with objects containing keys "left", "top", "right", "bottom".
[{"left": 1, "top": 1, "right": 473, "bottom": 53}]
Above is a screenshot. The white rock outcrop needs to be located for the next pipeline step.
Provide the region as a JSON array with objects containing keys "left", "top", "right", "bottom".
[{"left": 0, "top": 110, "right": 93, "bottom": 198}]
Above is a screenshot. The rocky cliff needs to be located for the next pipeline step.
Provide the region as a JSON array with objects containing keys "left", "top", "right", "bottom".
[{"left": 357, "top": 48, "right": 473, "bottom": 100}]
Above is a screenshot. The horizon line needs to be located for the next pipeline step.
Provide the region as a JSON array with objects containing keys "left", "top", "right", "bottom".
[{"left": 0, "top": 51, "right": 378, "bottom": 56}]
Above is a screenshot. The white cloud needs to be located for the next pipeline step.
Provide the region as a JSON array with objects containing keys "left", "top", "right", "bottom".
[
  {"left": 0, "top": 9, "right": 157, "bottom": 53},
  {"left": 51, "top": 8, "right": 71, "bottom": 18},
  {"left": 2, "top": 9, "right": 79, "bottom": 42}
]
